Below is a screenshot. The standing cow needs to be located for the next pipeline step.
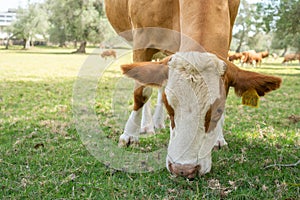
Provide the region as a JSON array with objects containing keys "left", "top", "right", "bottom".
[
  {"left": 105, "top": 0, "right": 281, "bottom": 178},
  {"left": 282, "top": 53, "right": 300, "bottom": 64}
]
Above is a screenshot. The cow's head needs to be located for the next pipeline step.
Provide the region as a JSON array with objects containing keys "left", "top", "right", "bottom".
[{"left": 121, "top": 52, "right": 281, "bottom": 178}]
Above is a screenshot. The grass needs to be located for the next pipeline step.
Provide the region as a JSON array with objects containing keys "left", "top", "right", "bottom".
[{"left": 0, "top": 47, "right": 299, "bottom": 199}]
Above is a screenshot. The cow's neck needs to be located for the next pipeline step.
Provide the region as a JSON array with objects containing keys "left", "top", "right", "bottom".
[{"left": 179, "top": 0, "right": 230, "bottom": 58}]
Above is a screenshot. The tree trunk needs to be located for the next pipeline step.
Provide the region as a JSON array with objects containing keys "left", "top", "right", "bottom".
[
  {"left": 5, "top": 38, "right": 10, "bottom": 49},
  {"left": 59, "top": 42, "right": 66, "bottom": 47},
  {"left": 23, "top": 39, "right": 30, "bottom": 49},
  {"left": 281, "top": 47, "right": 287, "bottom": 57},
  {"left": 73, "top": 41, "right": 86, "bottom": 53},
  {"left": 235, "top": 30, "right": 246, "bottom": 53},
  {"left": 236, "top": 44, "right": 242, "bottom": 53},
  {"left": 74, "top": 41, "right": 77, "bottom": 48}
]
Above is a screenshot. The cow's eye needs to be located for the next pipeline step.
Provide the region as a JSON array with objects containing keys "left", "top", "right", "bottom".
[{"left": 217, "top": 108, "right": 223, "bottom": 114}]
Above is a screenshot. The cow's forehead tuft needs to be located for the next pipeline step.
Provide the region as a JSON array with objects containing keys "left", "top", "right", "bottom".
[{"left": 168, "top": 52, "right": 226, "bottom": 76}]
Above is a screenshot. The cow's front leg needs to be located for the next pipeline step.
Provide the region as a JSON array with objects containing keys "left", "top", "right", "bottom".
[
  {"left": 214, "top": 130, "right": 228, "bottom": 150},
  {"left": 214, "top": 113, "right": 228, "bottom": 150},
  {"left": 119, "top": 84, "right": 152, "bottom": 147}
]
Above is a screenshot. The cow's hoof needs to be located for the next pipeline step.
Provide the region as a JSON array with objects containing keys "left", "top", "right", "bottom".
[
  {"left": 140, "top": 125, "right": 155, "bottom": 134},
  {"left": 213, "top": 139, "right": 228, "bottom": 150},
  {"left": 154, "top": 121, "right": 165, "bottom": 129},
  {"left": 118, "top": 134, "right": 139, "bottom": 147},
  {"left": 153, "top": 106, "right": 165, "bottom": 129}
]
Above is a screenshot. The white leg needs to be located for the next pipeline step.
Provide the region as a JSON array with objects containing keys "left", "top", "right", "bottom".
[
  {"left": 119, "top": 109, "right": 142, "bottom": 147},
  {"left": 214, "top": 113, "right": 228, "bottom": 150},
  {"left": 140, "top": 87, "right": 155, "bottom": 134},
  {"left": 140, "top": 100, "right": 155, "bottom": 133},
  {"left": 153, "top": 88, "right": 165, "bottom": 129},
  {"left": 214, "top": 130, "right": 228, "bottom": 149}
]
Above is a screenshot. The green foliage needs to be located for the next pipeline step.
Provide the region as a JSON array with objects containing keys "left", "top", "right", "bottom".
[
  {"left": 232, "top": 0, "right": 300, "bottom": 52},
  {"left": 258, "top": 0, "right": 300, "bottom": 51},
  {"left": 46, "top": 0, "right": 108, "bottom": 48},
  {"left": 232, "top": 0, "right": 266, "bottom": 52},
  {"left": 8, "top": 3, "right": 49, "bottom": 49}
]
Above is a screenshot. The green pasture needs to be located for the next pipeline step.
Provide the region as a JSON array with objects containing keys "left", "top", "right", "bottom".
[{"left": 0, "top": 47, "right": 299, "bottom": 199}]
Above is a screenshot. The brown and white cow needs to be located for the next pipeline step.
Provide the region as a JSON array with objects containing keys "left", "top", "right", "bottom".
[
  {"left": 242, "top": 51, "right": 269, "bottom": 67},
  {"left": 105, "top": 0, "right": 282, "bottom": 178}
]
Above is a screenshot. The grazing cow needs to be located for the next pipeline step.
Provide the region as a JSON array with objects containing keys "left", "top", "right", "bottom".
[
  {"left": 282, "top": 53, "right": 300, "bottom": 64},
  {"left": 242, "top": 51, "right": 262, "bottom": 67},
  {"left": 101, "top": 50, "right": 117, "bottom": 59},
  {"left": 228, "top": 52, "right": 243, "bottom": 62},
  {"left": 105, "top": 0, "right": 282, "bottom": 178}
]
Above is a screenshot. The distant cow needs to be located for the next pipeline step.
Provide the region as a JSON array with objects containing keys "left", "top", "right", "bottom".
[
  {"left": 259, "top": 51, "right": 269, "bottom": 59},
  {"left": 101, "top": 50, "right": 116, "bottom": 59},
  {"left": 241, "top": 51, "right": 269, "bottom": 67},
  {"left": 228, "top": 52, "right": 243, "bottom": 62},
  {"left": 242, "top": 51, "right": 262, "bottom": 67},
  {"left": 282, "top": 53, "right": 300, "bottom": 64}
]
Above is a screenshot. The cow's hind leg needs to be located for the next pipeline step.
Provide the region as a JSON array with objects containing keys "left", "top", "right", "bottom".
[
  {"left": 152, "top": 87, "right": 165, "bottom": 129},
  {"left": 119, "top": 84, "right": 153, "bottom": 147},
  {"left": 141, "top": 100, "right": 155, "bottom": 133}
]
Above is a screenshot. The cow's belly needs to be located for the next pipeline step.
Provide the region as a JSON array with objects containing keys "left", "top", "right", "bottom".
[{"left": 128, "top": 0, "right": 181, "bottom": 57}]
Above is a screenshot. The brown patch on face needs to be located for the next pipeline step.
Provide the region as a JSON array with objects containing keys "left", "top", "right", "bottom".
[
  {"left": 205, "top": 79, "right": 226, "bottom": 133},
  {"left": 162, "top": 92, "right": 175, "bottom": 129}
]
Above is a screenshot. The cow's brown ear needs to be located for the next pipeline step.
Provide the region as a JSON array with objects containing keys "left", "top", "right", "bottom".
[
  {"left": 121, "top": 61, "right": 169, "bottom": 87},
  {"left": 224, "top": 60, "right": 282, "bottom": 97}
]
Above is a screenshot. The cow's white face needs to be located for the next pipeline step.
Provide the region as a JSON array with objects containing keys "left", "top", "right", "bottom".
[{"left": 165, "top": 52, "right": 226, "bottom": 178}]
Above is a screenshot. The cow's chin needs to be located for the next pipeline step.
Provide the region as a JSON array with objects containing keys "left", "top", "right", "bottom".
[{"left": 166, "top": 152, "right": 212, "bottom": 179}]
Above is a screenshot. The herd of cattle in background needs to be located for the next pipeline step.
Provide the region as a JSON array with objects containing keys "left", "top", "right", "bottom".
[
  {"left": 99, "top": 48, "right": 300, "bottom": 67},
  {"left": 228, "top": 50, "right": 300, "bottom": 67}
]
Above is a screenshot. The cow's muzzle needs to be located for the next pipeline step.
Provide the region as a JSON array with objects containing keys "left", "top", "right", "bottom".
[{"left": 168, "top": 161, "right": 200, "bottom": 179}]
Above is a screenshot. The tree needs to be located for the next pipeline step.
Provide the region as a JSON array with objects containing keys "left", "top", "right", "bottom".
[
  {"left": 47, "top": 0, "right": 106, "bottom": 53},
  {"left": 274, "top": 0, "right": 300, "bottom": 52},
  {"left": 258, "top": 0, "right": 300, "bottom": 53},
  {"left": 8, "top": 2, "right": 49, "bottom": 49},
  {"left": 232, "top": 0, "right": 265, "bottom": 52},
  {"left": 46, "top": 0, "right": 69, "bottom": 47}
]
